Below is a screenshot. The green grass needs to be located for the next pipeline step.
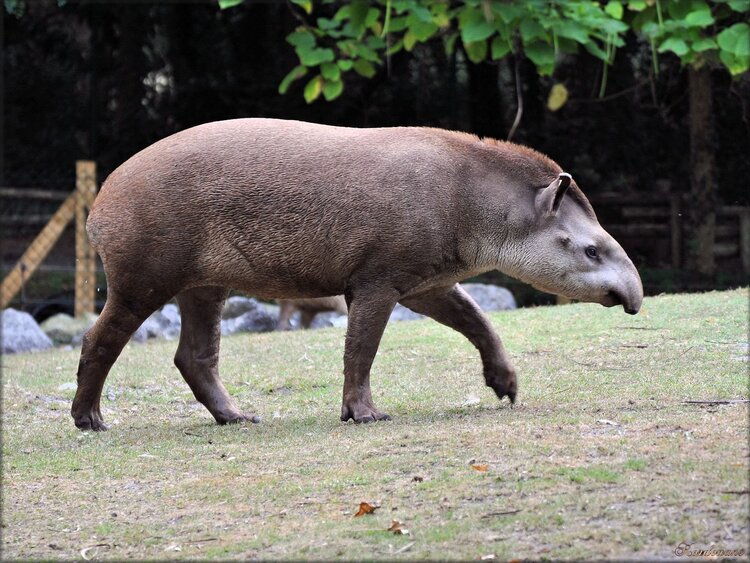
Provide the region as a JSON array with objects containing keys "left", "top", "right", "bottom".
[{"left": 2, "top": 288, "right": 748, "bottom": 560}]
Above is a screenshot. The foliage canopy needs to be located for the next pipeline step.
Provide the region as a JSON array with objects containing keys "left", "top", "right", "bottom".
[{"left": 217, "top": 0, "right": 749, "bottom": 103}]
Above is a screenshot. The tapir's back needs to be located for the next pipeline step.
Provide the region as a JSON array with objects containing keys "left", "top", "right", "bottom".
[{"left": 89, "top": 119, "right": 468, "bottom": 298}]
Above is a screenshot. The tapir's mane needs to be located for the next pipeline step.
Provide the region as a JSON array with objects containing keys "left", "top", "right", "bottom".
[{"left": 477, "top": 135, "right": 597, "bottom": 220}]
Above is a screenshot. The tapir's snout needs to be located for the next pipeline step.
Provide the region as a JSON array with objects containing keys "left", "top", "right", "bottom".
[{"left": 601, "top": 262, "right": 643, "bottom": 315}]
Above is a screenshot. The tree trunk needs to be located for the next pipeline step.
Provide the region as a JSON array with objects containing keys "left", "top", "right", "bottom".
[{"left": 686, "top": 66, "right": 716, "bottom": 275}]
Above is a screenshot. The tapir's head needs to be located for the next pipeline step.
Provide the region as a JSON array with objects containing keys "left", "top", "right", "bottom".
[{"left": 504, "top": 172, "right": 643, "bottom": 314}]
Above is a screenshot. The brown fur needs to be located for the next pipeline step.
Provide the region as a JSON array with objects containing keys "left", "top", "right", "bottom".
[
  {"left": 71, "top": 118, "right": 642, "bottom": 431},
  {"left": 277, "top": 296, "right": 348, "bottom": 330}
]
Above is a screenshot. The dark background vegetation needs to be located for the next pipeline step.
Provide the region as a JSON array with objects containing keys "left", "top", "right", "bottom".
[{"left": 2, "top": 0, "right": 749, "bottom": 312}]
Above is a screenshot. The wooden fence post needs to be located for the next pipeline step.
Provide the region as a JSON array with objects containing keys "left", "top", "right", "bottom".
[{"left": 74, "top": 161, "right": 97, "bottom": 318}]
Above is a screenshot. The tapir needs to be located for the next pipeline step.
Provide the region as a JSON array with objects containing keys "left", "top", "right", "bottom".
[
  {"left": 277, "top": 296, "right": 348, "bottom": 330},
  {"left": 72, "top": 118, "right": 643, "bottom": 431}
]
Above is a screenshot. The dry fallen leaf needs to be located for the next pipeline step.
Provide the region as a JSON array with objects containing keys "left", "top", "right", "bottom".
[
  {"left": 354, "top": 501, "right": 379, "bottom": 517},
  {"left": 471, "top": 464, "right": 489, "bottom": 472},
  {"left": 388, "top": 520, "right": 410, "bottom": 535}
]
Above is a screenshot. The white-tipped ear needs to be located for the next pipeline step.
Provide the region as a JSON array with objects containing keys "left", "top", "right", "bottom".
[{"left": 536, "top": 172, "right": 572, "bottom": 217}]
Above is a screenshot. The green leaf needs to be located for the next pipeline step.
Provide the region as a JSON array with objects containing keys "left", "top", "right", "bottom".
[
  {"left": 320, "top": 62, "right": 341, "bottom": 81},
  {"left": 333, "top": 5, "right": 350, "bottom": 21},
  {"left": 491, "top": 36, "right": 511, "bottom": 60},
  {"left": 727, "top": 0, "right": 749, "bottom": 11},
  {"left": 443, "top": 32, "right": 459, "bottom": 56},
  {"left": 520, "top": 18, "right": 546, "bottom": 42},
  {"left": 556, "top": 21, "right": 590, "bottom": 44},
  {"left": 410, "top": 20, "right": 439, "bottom": 41},
  {"left": 463, "top": 40, "right": 488, "bottom": 63},
  {"left": 316, "top": 18, "right": 340, "bottom": 31},
  {"left": 404, "top": 29, "right": 417, "bottom": 51},
  {"left": 494, "top": 3, "right": 523, "bottom": 24},
  {"left": 286, "top": 30, "right": 315, "bottom": 49},
  {"left": 628, "top": 0, "right": 647, "bottom": 11},
  {"left": 605, "top": 1, "right": 624, "bottom": 20},
  {"left": 278, "top": 65, "right": 308, "bottom": 94},
  {"left": 459, "top": 7, "right": 496, "bottom": 43},
  {"left": 685, "top": 5, "right": 714, "bottom": 26},
  {"left": 353, "top": 58, "right": 377, "bottom": 78},
  {"left": 691, "top": 37, "right": 717, "bottom": 52},
  {"left": 303, "top": 75, "right": 323, "bottom": 103},
  {"left": 583, "top": 40, "right": 608, "bottom": 61},
  {"left": 290, "top": 0, "right": 312, "bottom": 15},
  {"left": 297, "top": 46, "right": 335, "bottom": 66},
  {"left": 337, "top": 59, "right": 354, "bottom": 71},
  {"left": 386, "top": 39, "right": 404, "bottom": 55},
  {"left": 524, "top": 40, "right": 556, "bottom": 74},
  {"left": 218, "top": 0, "right": 244, "bottom": 9},
  {"left": 409, "top": 4, "right": 432, "bottom": 22},
  {"left": 717, "top": 23, "right": 750, "bottom": 56},
  {"left": 719, "top": 49, "right": 749, "bottom": 75},
  {"left": 658, "top": 37, "right": 690, "bottom": 57},
  {"left": 323, "top": 79, "right": 344, "bottom": 101}
]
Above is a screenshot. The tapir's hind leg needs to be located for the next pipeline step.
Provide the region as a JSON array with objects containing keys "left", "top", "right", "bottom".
[
  {"left": 72, "top": 292, "right": 167, "bottom": 431},
  {"left": 174, "top": 286, "right": 260, "bottom": 425},
  {"left": 400, "top": 284, "right": 517, "bottom": 403}
]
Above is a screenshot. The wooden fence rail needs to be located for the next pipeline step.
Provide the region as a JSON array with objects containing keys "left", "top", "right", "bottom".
[
  {"left": 0, "top": 161, "right": 98, "bottom": 316},
  {"left": 589, "top": 193, "right": 750, "bottom": 274}
]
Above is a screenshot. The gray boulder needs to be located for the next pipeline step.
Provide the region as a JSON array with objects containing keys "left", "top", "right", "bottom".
[
  {"left": 40, "top": 312, "right": 98, "bottom": 345},
  {"left": 310, "top": 311, "right": 348, "bottom": 329},
  {"left": 386, "top": 284, "right": 515, "bottom": 324},
  {"left": 389, "top": 304, "right": 424, "bottom": 322},
  {"left": 2, "top": 308, "right": 53, "bottom": 354},
  {"left": 462, "top": 283, "right": 517, "bottom": 311},
  {"left": 132, "top": 304, "right": 182, "bottom": 342},
  {"left": 221, "top": 300, "right": 276, "bottom": 335}
]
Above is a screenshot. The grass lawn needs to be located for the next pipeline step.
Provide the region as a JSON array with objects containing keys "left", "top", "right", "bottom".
[{"left": 2, "top": 288, "right": 748, "bottom": 560}]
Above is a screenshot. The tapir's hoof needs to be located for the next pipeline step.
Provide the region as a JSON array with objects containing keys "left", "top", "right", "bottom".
[
  {"left": 73, "top": 413, "right": 109, "bottom": 432},
  {"left": 340, "top": 403, "right": 392, "bottom": 423},
  {"left": 216, "top": 412, "right": 261, "bottom": 425}
]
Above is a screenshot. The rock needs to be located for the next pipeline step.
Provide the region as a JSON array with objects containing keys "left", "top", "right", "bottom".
[
  {"left": 40, "top": 312, "right": 98, "bottom": 345},
  {"left": 132, "top": 304, "right": 182, "bottom": 342},
  {"left": 461, "top": 283, "right": 517, "bottom": 311},
  {"left": 389, "top": 304, "right": 424, "bottom": 322},
  {"left": 1, "top": 308, "right": 53, "bottom": 354},
  {"left": 160, "top": 304, "right": 181, "bottom": 338},
  {"left": 222, "top": 296, "right": 261, "bottom": 319},
  {"left": 310, "top": 311, "right": 348, "bottom": 329},
  {"left": 221, "top": 301, "right": 276, "bottom": 335}
]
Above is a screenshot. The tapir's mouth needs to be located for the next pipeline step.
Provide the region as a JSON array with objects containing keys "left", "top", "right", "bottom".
[{"left": 603, "top": 290, "right": 639, "bottom": 315}]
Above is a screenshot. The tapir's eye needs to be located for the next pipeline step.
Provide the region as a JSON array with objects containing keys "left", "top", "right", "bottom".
[{"left": 585, "top": 246, "right": 598, "bottom": 259}]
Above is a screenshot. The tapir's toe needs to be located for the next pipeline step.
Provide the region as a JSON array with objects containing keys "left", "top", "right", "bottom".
[
  {"left": 73, "top": 413, "right": 109, "bottom": 432},
  {"left": 217, "top": 412, "right": 261, "bottom": 425},
  {"left": 485, "top": 368, "right": 518, "bottom": 405},
  {"left": 340, "top": 402, "right": 391, "bottom": 423}
]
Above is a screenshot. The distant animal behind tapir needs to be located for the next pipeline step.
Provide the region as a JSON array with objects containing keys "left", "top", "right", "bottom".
[
  {"left": 277, "top": 296, "right": 348, "bottom": 330},
  {"left": 72, "top": 118, "right": 643, "bottom": 431}
]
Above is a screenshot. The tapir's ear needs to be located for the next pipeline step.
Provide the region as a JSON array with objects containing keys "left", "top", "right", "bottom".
[{"left": 536, "top": 173, "right": 572, "bottom": 218}]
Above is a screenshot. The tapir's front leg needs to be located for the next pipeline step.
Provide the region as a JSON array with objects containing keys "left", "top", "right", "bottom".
[
  {"left": 340, "top": 286, "right": 399, "bottom": 423},
  {"left": 400, "top": 284, "right": 517, "bottom": 403}
]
